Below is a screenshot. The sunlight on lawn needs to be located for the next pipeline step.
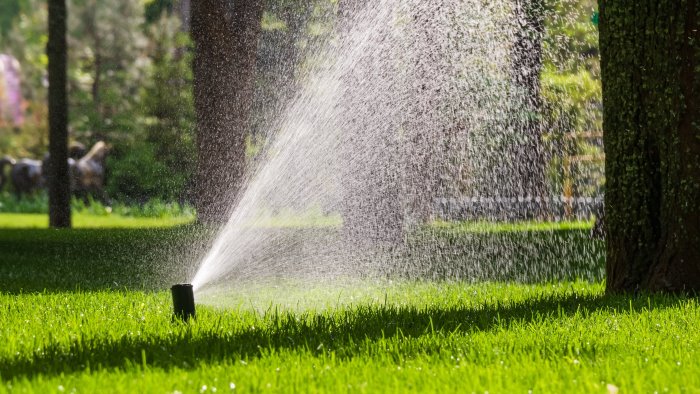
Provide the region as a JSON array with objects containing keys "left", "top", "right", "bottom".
[{"left": 0, "top": 213, "right": 195, "bottom": 229}]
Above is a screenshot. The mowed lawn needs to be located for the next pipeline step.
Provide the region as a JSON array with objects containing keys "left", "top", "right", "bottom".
[
  {"left": 0, "top": 212, "right": 194, "bottom": 229},
  {"left": 0, "top": 219, "right": 698, "bottom": 393}
]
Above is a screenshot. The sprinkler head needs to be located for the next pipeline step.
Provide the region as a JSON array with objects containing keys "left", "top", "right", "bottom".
[{"left": 171, "top": 283, "right": 196, "bottom": 322}]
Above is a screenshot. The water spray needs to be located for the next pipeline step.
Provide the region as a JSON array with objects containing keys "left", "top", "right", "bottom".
[
  {"left": 171, "top": 284, "right": 196, "bottom": 322},
  {"left": 190, "top": 0, "right": 603, "bottom": 294}
]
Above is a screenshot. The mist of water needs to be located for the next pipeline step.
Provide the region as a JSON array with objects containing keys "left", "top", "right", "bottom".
[{"left": 190, "top": 0, "right": 604, "bottom": 303}]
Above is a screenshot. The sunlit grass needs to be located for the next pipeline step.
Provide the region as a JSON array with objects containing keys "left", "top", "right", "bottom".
[
  {"left": 0, "top": 219, "right": 689, "bottom": 393},
  {"left": 0, "top": 212, "right": 593, "bottom": 231},
  {"left": 0, "top": 212, "right": 194, "bottom": 229},
  {"left": 432, "top": 219, "right": 594, "bottom": 233},
  {"left": 1, "top": 282, "right": 698, "bottom": 393},
  {"left": 228, "top": 207, "right": 595, "bottom": 232},
  {"left": 250, "top": 211, "right": 342, "bottom": 228}
]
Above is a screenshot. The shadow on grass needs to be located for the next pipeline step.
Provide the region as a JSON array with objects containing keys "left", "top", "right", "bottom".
[
  {"left": 0, "top": 227, "right": 212, "bottom": 294},
  {"left": 0, "top": 290, "right": 689, "bottom": 380},
  {"left": 0, "top": 226, "right": 608, "bottom": 379},
  {"left": 0, "top": 227, "right": 604, "bottom": 294}
]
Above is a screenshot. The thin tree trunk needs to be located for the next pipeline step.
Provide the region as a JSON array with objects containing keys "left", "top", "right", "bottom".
[
  {"left": 191, "top": 0, "right": 264, "bottom": 223},
  {"left": 92, "top": 50, "right": 101, "bottom": 117},
  {"left": 601, "top": 0, "right": 700, "bottom": 293},
  {"left": 47, "top": 0, "right": 71, "bottom": 228},
  {"left": 178, "top": 0, "right": 191, "bottom": 32}
]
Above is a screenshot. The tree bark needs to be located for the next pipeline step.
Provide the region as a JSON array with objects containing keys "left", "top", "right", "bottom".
[
  {"left": 178, "top": 0, "right": 191, "bottom": 32},
  {"left": 601, "top": 0, "right": 700, "bottom": 293},
  {"left": 336, "top": 0, "right": 406, "bottom": 247},
  {"left": 47, "top": 0, "right": 71, "bottom": 228},
  {"left": 191, "top": 0, "right": 264, "bottom": 223},
  {"left": 509, "top": 0, "right": 547, "bottom": 216}
]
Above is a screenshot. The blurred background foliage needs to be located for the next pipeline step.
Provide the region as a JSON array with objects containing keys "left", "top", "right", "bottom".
[
  {"left": 0, "top": 0, "right": 602, "bottom": 208},
  {"left": 542, "top": 0, "right": 603, "bottom": 197}
]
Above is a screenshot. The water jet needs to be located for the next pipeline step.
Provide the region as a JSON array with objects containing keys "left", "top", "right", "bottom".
[
  {"left": 189, "top": 0, "right": 605, "bottom": 300},
  {"left": 171, "top": 284, "right": 196, "bottom": 322}
]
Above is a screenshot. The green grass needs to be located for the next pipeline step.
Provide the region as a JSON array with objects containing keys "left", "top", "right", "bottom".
[
  {"left": 0, "top": 213, "right": 194, "bottom": 229},
  {"left": 0, "top": 227, "right": 697, "bottom": 393},
  {"left": 432, "top": 219, "right": 595, "bottom": 233},
  {"left": 245, "top": 213, "right": 593, "bottom": 232},
  {"left": 0, "top": 192, "right": 196, "bottom": 219}
]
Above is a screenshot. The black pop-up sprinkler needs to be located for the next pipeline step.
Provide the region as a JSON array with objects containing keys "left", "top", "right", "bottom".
[{"left": 171, "top": 284, "right": 196, "bottom": 322}]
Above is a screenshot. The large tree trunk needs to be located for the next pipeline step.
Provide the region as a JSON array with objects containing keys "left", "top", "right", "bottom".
[
  {"left": 47, "top": 0, "right": 71, "bottom": 229},
  {"left": 601, "top": 0, "right": 700, "bottom": 293},
  {"left": 509, "top": 0, "right": 547, "bottom": 217},
  {"left": 191, "top": 0, "right": 264, "bottom": 223},
  {"left": 336, "top": 0, "right": 405, "bottom": 247}
]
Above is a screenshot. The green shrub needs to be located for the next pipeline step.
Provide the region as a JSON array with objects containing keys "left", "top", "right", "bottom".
[
  {"left": 0, "top": 190, "right": 194, "bottom": 219},
  {"left": 0, "top": 192, "right": 48, "bottom": 214},
  {"left": 106, "top": 142, "right": 189, "bottom": 203},
  {"left": 110, "top": 198, "right": 195, "bottom": 218}
]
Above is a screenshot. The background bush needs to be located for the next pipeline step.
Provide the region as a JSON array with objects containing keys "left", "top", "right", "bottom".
[{"left": 0, "top": 191, "right": 194, "bottom": 218}]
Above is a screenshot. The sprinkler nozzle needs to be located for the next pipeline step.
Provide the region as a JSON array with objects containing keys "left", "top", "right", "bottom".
[{"left": 171, "top": 283, "right": 195, "bottom": 322}]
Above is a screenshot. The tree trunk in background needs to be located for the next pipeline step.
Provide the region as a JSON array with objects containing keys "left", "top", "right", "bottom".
[
  {"left": 338, "top": 0, "right": 366, "bottom": 20},
  {"left": 178, "top": 0, "right": 191, "bottom": 31},
  {"left": 601, "top": 0, "right": 700, "bottom": 293},
  {"left": 47, "top": 0, "right": 71, "bottom": 228},
  {"left": 191, "top": 0, "right": 264, "bottom": 223},
  {"left": 336, "top": 0, "right": 405, "bottom": 247},
  {"left": 509, "top": 0, "right": 547, "bottom": 216}
]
